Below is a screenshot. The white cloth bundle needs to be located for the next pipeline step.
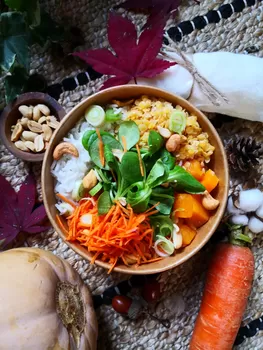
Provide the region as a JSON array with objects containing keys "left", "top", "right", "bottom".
[{"left": 137, "top": 51, "right": 263, "bottom": 122}]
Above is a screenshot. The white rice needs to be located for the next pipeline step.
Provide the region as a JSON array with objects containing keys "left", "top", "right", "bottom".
[{"left": 51, "top": 119, "right": 94, "bottom": 199}]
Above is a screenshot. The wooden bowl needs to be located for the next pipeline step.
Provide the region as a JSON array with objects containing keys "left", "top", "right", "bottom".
[
  {"left": 42, "top": 85, "right": 229, "bottom": 274},
  {"left": 0, "top": 92, "right": 66, "bottom": 162}
]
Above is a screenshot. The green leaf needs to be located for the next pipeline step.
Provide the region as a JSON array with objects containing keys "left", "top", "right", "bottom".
[
  {"left": 127, "top": 182, "right": 152, "bottom": 213},
  {"left": 4, "top": 0, "right": 40, "bottom": 26},
  {"left": 148, "top": 130, "right": 164, "bottom": 155},
  {"left": 167, "top": 166, "right": 206, "bottom": 194},
  {"left": 150, "top": 216, "right": 174, "bottom": 238},
  {"left": 146, "top": 159, "right": 167, "bottom": 188},
  {"left": 82, "top": 130, "right": 96, "bottom": 151},
  {"left": 98, "top": 191, "right": 112, "bottom": 215},
  {"left": 118, "top": 121, "right": 140, "bottom": 150},
  {"left": 4, "top": 65, "right": 29, "bottom": 103},
  {"left": 89, "top": 134, "right": 122, "bottom": 169},
  {"left": 30, "top": 12, "right": 64, "bottom": 46},
  {"left": 119, "top": 152, "right": 144, "bottom": 184},
  {"left": 0, "top": 12, "right": 29, "bottom": 72},
  {"left": 149, "top": 187, "right": 175, "bottom": 215}
]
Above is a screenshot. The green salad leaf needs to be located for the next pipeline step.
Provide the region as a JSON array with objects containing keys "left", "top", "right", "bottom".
[
  {"left": 149, "top": 186, "right": 175, "bottom": 215},
  {"left": 98, "top": 191, "right": 112, "bottom": 215},
  {"left": 167, "top": 166, "right": 206, "bottom": 194},
  {"left": 88, "top": 134, "right": 122, "bottom": 169},
  {"left": 146, "top": 159, "right": 167, "bottom": 188},
  {"left": 119, "top": 152, "right": 144, "bottom": 184},
  {"left": 126, "top": 182, "right": 152, "bottom": 213},
  {"left": 148, "top": 130, "right": 164, "bottom": 155},
  {"left": 118, "top": 121, "right": 140, "bottom": 150}
]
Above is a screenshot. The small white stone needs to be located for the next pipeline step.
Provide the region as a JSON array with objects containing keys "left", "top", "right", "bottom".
[
  {"left": 248, "top": 216, "right": 263, "bottom": 234},
  {"left": 239, "top": 189, "right": 263, "bottom": 212},
  {"left": 230, "top": 214, "right": 249, "bottom": 226},
  {"left": 256, "top": 203, "right": 263, "bottom": 219}
]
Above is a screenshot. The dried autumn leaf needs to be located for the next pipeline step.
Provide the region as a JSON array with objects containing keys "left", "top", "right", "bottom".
[
  {"left": 0, "top": 174, "right": 50, "bottom": 249},
  {"left": 117, "top": 0, "right": 181, "bottom": 27},
  {"left": 73, "top": 13, "right": 176, "bottom": 89}
]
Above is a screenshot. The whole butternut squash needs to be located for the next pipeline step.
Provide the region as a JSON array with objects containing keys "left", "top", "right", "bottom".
[{"left": 0, "top": 248, "right": 98, "bottom": 350}]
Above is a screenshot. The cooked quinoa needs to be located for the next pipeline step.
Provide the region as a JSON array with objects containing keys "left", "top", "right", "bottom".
[{"left": 126, "top": 95, "right": 215, "bottom": 162}]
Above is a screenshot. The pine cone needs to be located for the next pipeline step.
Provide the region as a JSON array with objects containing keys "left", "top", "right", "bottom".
[{"left": 226, "top": 136, "right": 263, "bottom": 173}]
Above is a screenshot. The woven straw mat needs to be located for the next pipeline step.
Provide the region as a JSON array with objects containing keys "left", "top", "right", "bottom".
[{"left": 1, "top": 0, "right": 263, "bottom": 349}]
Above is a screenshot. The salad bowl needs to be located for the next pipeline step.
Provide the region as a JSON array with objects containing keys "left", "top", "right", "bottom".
[{"left": 42, "top": 85, "right": 229, "bottom": 274}]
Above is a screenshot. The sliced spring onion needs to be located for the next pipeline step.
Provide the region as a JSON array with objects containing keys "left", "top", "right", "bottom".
[
  {"left": 154, "top": 235, "right": 175, "bottom": 257},
  {"left": 57, "top": 202, "right": 74, "bottom": 216},
  {"left": 72, "top": 180, "right": 85, "bottom": 201},
  {"left": 169, "top": 110, "right": 187, "bottom": 134},
  {"left": 85, "top": 105, "right": 105, "bottom": 127},
  {"left": 172, "top": 224, "right": 183, "bottom": 249},
  {"left": 89, "top": 182, "right": 103, "bottom": 196},
  {"left": 105, "top": 108, "right": 122, "bottom": 122}
]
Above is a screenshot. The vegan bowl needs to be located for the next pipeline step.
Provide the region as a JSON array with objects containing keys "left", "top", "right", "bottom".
[{"left": 42, "top": 86, "right": 229, "bottom": 274}]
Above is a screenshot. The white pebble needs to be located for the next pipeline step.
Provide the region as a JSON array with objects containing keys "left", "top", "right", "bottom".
[
  {"left": 230, "top": 214, "right": 249, "bottom": 226},
  {"left": 227, "top": 196, "right": 244, "bottom": 215},
  {"left": 248, "top": 216, "right": 263, "bottom": 234},
  {"left": 256, "top": 203, "right": 263, "bottom": 219},
  {"left": 239, "top": 189, "right": 263, "bottom": 212}
]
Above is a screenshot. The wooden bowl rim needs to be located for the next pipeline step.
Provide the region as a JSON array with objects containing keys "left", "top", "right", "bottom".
[
  {"left": 42, "top": 85, "right": 229, "bottom": 274},
  {"left": 0, "top": 92, "right": 66, "bottom": 162}
]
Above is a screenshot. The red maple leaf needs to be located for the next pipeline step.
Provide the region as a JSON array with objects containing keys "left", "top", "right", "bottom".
[
  {"left": 73, "top": 13, "right": 176, "bottom": 89},
  {"left": 117, "top": 0, "right": 181, "bottom": 27},
  {"left": 0, "top": 174, "right": 50, "bottom": 249}
]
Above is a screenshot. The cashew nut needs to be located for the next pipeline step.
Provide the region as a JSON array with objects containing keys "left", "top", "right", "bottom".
[
  {"left": 157, "top": 126, "right": 171, "bottom": 139},
  {"left": 165, "top": 134, "right": 182, "bottom": 153},
  {"left": 82, "top": 169, "right": 98, "bottom": 190},
  {"left": 202, "top": 190, "right": 220, "bottom": 211},
  {"left": 53, "top": 142, "right": 79, "bottom": 160}
]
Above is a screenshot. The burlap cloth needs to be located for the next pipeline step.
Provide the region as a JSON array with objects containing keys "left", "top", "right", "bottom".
[{"left": 1, "top": 0, "right": 263, "bottom": 349}]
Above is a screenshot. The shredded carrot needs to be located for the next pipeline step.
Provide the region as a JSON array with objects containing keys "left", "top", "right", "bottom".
[
  {"left": 65, "top": 198, "right": 162, "bottom": 273},
  {"left": 56, "top": 193, "right": 77, "bottom": 208},
  {"left": 96, "top": 128, "right": 105, "bottom": 167},
  {"left": 136, "top": 143, "right": 144, "bottom": 177},
  {"left": 56, "top": 214, "right": 69, "bottom": 234},
  {"left": 122, "top": 136, "right": 127, "bottom": 153}
]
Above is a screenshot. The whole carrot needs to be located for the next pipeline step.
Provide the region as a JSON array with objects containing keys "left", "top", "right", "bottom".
[{"left": 190, "top": 225, "right": 254, "bottom": 350}]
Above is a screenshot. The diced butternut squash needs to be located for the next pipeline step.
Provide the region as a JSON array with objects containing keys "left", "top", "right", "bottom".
[
  {"left": 179, "top": 224, "right": 197, "bottom": 246},
  {"left": 201, "top": 169, "right": 219, "bottom": 193},
  {"left": 174, "top": 194, "right": 193, "bottom": 218},
  {"left": 183, "top": 160, "right": 205, "bottom": 181},
  {"left": 185, "top": 196, "right": 210, "bottom": 228}
]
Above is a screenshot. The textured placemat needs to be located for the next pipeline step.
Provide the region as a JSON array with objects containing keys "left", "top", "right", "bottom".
[{"left": 1, "top": 0, "right": 263, "bottom": 349}]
